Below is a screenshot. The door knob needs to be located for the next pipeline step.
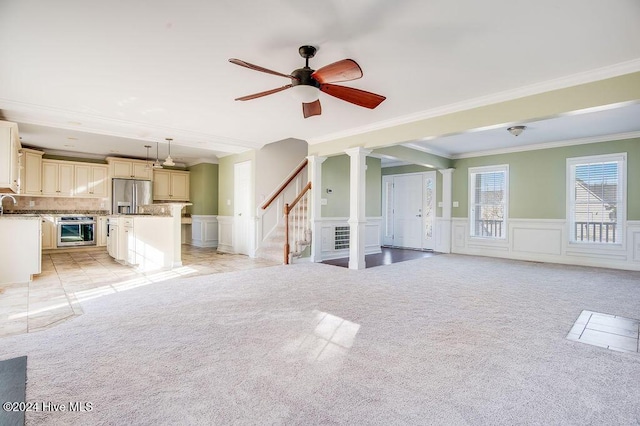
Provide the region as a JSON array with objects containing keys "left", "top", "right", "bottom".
[{"left": 416, "top": 214, "right": 422, "bottom": 217}]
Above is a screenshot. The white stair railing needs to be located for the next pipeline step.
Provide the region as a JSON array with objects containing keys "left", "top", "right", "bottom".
[
  {"left": 284, "top": 182, "right": 311, "bottom": 264},
  {"left": 256, "top": 159, "right": 310, "bottom": 263}
]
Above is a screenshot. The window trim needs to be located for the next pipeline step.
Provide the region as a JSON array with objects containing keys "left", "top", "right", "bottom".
[
  {"left": 566, "top": 152, "right": 626, "bottom": 246},
  {"left": 468, "top": 164, "right": 509, "bottom": 240}
]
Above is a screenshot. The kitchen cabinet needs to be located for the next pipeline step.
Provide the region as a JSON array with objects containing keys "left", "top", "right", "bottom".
[
  {"left": 97, "top": 216, "right": 108, "bottom": 246},
  {"left": 120, "top": 216, "right": 136, "bottom": 265},
  {"left": 42, "top": 160, "right": 74, "bottom": 196},
  {"left": 107, "top": 215, "right": 175, "bottom": 270},
  {"left": 75, "top": 164, "right": 109, "bottom": 198},
  {"left": 41, "top": 216, "right": 56, "bottom": 249},
  {"left": 0, "top": 121, "right": 21, "bottom": 193},
  {"left": 20, "top": 148, "right": 44, "bottom": 195},
  {"left": 0, "top": 216, "right": 41, "bottom": 284},
  {"left": 153, "top": 169, "right": 190, "bottom": 201},
  {"left": 107, "top": 157, "right": 152, "bottom": 180},
  {"left": 107, "top": 218, "right": 119, "bottom": 260}
]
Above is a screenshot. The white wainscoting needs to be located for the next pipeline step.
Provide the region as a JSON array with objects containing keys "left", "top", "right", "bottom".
[
  {"left": 451, "top": 218, "right": 640, "bottom": 271},
  {"left": 319, "top": 217, "right": 382, "bottom": 261},
  {"left": 216, "top": 216, "right": 234, "bottom": 254},
  {"left": 190, "top": 215, "right": 218, "bottom": 248},
  {"left": 434, "top": 217, "right": 451, "bottom": 253}
]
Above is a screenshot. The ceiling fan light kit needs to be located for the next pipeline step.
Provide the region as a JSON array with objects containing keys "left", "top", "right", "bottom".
[
  {"left": 229, "top": 45, "right": 386, "bottom": 118},
  {"left": 507, "top": 125, "right": 526, "bottom": 136}
]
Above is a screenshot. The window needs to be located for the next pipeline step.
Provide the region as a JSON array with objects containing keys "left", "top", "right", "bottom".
[
  {"left": 469, "top": 165, "right": 509, "bottom": 239},
  {"left": 567, "top": 153, "right": 626, "bottom": 244}
]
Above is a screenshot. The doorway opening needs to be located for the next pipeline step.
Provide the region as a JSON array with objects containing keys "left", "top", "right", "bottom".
[{"left": 382, "top": 171, "right": 437, "bottom": 250}]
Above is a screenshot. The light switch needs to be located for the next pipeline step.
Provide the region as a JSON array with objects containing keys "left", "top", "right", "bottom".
[
  {"left": 227, "top": 199, "right": 231, "bottom": 206},
  {"left": 453, "top": 201, "right": 459, "bottom": 207},
  {"left": 438, "top": 201, "right": 443, "bottom": 208},
  {"left": 321, "top": 198, "right": 328, "bottom": 205}
]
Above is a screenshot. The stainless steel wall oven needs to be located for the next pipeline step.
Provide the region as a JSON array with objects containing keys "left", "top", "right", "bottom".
[{"left": 57, "top": 216, "right": 96, "bottom": 247}]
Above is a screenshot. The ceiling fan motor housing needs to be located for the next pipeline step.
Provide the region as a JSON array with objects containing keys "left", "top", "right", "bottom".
[{"left": 291, "top": 67, "right": 319, "bottom": 88}]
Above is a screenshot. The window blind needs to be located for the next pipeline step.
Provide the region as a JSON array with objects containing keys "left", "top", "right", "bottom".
[{"left": 569, "top": 157, "right": 623, "bottom": 244}]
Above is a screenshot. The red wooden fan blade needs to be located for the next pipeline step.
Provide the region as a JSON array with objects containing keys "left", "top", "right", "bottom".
[
  {"left": 229, "top": 58, "right": 298, "bottom": 80},
  {"left": 319, "top": 84, "right": 386, "bottom": 109},
  {"left": 302, "top": 100, "right": 322, "bottom": 118},
  {"left": 312, "top": 59, "right": 363, "bottom": 84},
  {"left": 235, "top": 84, "right": 293, "bottom": 101}
]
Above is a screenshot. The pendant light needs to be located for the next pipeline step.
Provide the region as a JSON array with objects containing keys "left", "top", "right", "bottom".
[
  {"left": 144, "top": 145, "right": 152, "bottom": 170},
  {"left": 163, "top": 137, "right": 175, "bottom": 166},
  {"left": 153, "top": 142, "right": 163, "bottom": 169}
]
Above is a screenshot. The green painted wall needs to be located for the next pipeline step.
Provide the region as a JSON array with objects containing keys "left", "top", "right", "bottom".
[
  {"left": 189, "top": 163, "right": 218, "bottom": 215},
  {"left": 321, "top": 155, "right": 382, "bottom": 217},
  {"left": 218, "top": 150, "right": 256, "bottom": 217},
  {"left": 367, "top": 157, "right": 382, "bottom": 217},
  {"left": 451, "top": 138, "right": 640, "bottom": 220},
  {"left": 382, "top": 165, "right": 443, "bottom": 217}
]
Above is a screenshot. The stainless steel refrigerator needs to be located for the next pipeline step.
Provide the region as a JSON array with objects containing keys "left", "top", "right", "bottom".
[{"left": 112, "top": 178, "right": 153, "bottom": 214}]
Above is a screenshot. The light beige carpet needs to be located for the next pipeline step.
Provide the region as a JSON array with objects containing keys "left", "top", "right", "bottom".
[{"left": 1, "top": 254, "right": 639, "bottom": 425}]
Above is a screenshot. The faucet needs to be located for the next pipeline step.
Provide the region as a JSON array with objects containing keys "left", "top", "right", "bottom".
[{"left": 0, "top": 194, "right": 17, "bottom": 216}]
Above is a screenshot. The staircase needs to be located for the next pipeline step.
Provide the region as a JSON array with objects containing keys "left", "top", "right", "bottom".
[{"left": 256, "top": 159, "right": 312, "bottom": 264}]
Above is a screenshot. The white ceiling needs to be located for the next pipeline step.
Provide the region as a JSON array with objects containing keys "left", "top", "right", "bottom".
[
  {"left": 1, "top": 0, "right": 639, "bottom": 163},
  {"left": 403, "top": 102, "right": 640, "bottom": 159}
]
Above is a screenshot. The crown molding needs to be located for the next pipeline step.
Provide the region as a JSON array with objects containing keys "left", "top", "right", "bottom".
[
  {"left": 452, "top": 131, "right": 640, "bottom": 159},
  {"left": 307, "top": 59, "right": 640, "bottom": 145}
]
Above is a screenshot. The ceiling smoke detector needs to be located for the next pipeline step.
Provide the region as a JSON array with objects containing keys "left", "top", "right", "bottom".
[{"left": 507, "top": 126, "right": 526, "bottom": 136}]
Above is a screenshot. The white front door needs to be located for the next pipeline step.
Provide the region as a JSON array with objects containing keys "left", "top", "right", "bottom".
[
  {"left": 392, "top": 174, "right": 423, "bottom": 249},
  {"left": 382, "top": 171, "right": 438, "bottom": 250},
  {"left": 234, "top": 161, "right": 252, "bottom": 255}
]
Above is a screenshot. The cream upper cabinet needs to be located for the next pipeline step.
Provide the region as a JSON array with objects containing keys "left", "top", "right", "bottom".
[
  {"left": 153, "top": 170, "right": 171, "bottom": 200},
  {"left": 153, "top": 169, "right": 189, "bottom": 201},
  {"left": 20, "top": 148, "right": 44, "bottom": 195},
  {"left": 0, "top": 121, "right": 21, "bottom": 193},
  {"left": 42, "top": 160, "right": 74, "bottom": 196},
  {"left": 132, "top": 162, "right": 151, "bottom": 180},
  {"left": 170, "top": 171, "right": 190, "bottom": 200},
  {"left": 107, "top": 157, "right": 152, "bottom": 180},
  {"left": 75, "top": 164, "right": 108, "bottom": 197}
]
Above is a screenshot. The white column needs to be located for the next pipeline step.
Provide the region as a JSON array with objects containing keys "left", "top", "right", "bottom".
[
  {"left": 346, "top": 147, "right": 371, "bottom": 270},
  {"left": 167, "top": 203, "right": 187, "bottom": 267},
  {"left": 438, "top": 168, "right": 454, "bottom": 254},
  {"left": 307, "top": 155, "right": 327, "bottom": 263}
]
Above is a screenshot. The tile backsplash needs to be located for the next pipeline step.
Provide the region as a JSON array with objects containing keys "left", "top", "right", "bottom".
[{"left": 6, "top": 196, "right": 109, "bottom": 212}]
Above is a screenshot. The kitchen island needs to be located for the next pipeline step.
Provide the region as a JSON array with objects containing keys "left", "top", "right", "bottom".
[
  {"left": 0, "top": 215, "right": 41, "bottom": 284},
  {"left": 107, "top": 202, "right": 191, "bottom": 272}
]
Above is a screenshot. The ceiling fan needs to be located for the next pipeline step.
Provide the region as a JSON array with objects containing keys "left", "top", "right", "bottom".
[{"left": 229, "top": 45, "right": 386, "bottom": 118}]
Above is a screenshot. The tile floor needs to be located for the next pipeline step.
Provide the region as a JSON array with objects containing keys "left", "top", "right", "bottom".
[
  {"left": 0, "top": 246, "right": 278, "bottom": 338},
  {"left": 567, "top": 310, "right": 640, "bottom": 354}
]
